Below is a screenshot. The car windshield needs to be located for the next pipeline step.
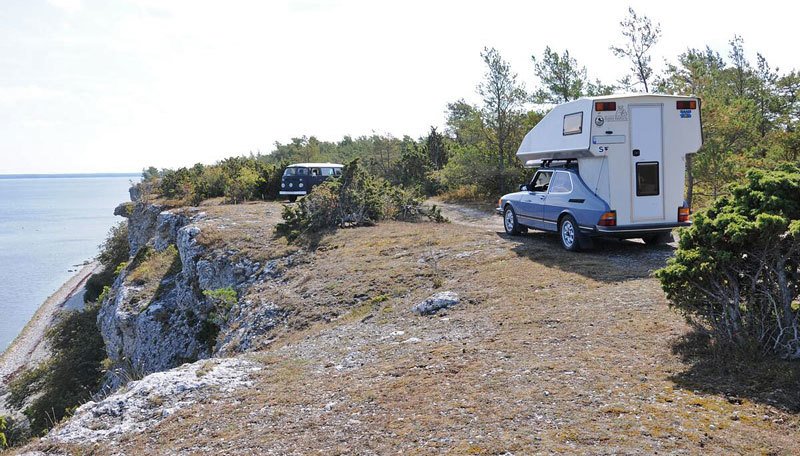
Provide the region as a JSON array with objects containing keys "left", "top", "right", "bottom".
[
  {"left": 283, "top": 167, "right": 309, "bottom": 177},
  {"left": 531, "top": 171, "right": 552, "bottom": 192}
]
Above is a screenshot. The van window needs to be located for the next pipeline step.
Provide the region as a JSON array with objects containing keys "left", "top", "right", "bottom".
[
  {"left": 310, "top": 168, "right": 321, "bottom": 176},
  {"left": 549, "top": 172, "right": 573, "bottom": 193},
  {"left": 321, "top": 167, "right": 335, "bottom": 176},
  {"left": 333, "top": 168, "right": 343, "bottom": 176},
  {"left": 530, "top": 171, "right": 552, "bottom": 192},
  {"left": 636, "top": 162, "right": 660, "bottom": 196},
  {"left": 283, "top": 167, "right": 309, "bottom": 176},
  {"left": 563, "top": 112, "right": 583, "bottom": 136}
]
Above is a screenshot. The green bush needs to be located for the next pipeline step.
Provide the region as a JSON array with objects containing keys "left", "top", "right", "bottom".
[
  {"left": 85, "top": 222, "right": 130, "bottom": 303},
  {"left": 8, "top": 304, "right": 106, "bottom": 436},
  {"left": 276, "top": 160, "right": 445, "bottom": 241},
  {"left": 656, "top": 164, "right": 800, "bottom": 359},
  {"left": 0, "top": 415, "right": 7, "bottom": 448},
  {"left": 437, "top": 144, "right": 526, "bottom": 199}
]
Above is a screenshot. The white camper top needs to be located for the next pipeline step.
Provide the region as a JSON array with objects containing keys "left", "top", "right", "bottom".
[
  {"left": 287, "top": 163, "right": 344, "bottom": 168},
  {"left": 516, "top": 94, "right": 702, "bottom": 165}
]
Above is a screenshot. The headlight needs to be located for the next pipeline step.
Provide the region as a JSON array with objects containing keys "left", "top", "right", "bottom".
[
  {"left": 299, "top": 182, "right": 304, "bottom": 188},
  {"left": 281, "top": 183, "right": 285, "bottom": 188}
]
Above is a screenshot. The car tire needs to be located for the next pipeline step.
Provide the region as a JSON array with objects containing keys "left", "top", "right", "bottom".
[
  {"left": 503, "top": 206, "right": 524, "bottom": 235},
  {"left": 288, "top": 195, "right": 297, "bottom": 202},
  {"left": 559, "top": 215, "right": 580, "bottom": 251},
  {"left": 643, "top": 232, "right": 673, "bottom": 245}
]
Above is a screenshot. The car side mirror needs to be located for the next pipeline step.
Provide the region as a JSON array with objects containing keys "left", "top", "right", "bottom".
[{"left": 519, "top": 184, "right": 528, "bottom": 191}]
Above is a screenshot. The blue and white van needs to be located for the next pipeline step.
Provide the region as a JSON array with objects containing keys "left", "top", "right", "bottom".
[
  {"left": 497, "top": 94, "right": 702, "bottom": 251},
  {"left": 280, "top": 162, "right": 343, "bottom": 202}
]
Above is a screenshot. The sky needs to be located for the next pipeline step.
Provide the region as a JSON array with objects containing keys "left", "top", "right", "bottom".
[{"left": 1, "top": 0, "right": 798, "bottom": 174}]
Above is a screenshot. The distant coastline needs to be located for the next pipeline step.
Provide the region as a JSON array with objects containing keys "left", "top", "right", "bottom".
[{"left": 0, "top": 173, "right": 140, "bottom": 179}]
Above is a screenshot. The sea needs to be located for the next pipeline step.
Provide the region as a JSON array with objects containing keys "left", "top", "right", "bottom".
[{"left": 0, "top": 174, "right": 139, "bottom": 354}]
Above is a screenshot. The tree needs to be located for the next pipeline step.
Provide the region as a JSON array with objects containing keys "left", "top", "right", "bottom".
[
  {"left": 424, "top": 126, "right": 448, "bottom": 170},
  {"left": 477, "top": 47, "right": 528, "bottom": 194},
  {"left": 610, "top": 7, "right": 661, "bottom": 93},
  {"left": 531, "top": 47, "right": 587, "bottom": 103}
]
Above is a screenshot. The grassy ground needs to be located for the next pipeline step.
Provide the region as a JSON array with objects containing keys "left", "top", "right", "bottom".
[{"left": 18, "top": 201, "right": 800, "bottom": 455}]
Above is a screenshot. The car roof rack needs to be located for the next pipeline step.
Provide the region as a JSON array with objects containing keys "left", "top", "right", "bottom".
[{"left": 540, "top": 159, "right": 578, "bottom": 169}]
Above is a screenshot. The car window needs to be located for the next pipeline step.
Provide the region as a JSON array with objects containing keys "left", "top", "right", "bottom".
[
  {"left": 530, "top": 171, "right": 552, "bottom": 192},
  {"left": 549, "top": 172, "right": 573, "bottom": 193},
  {"left": 310, "top": 168, "right": 322, "bottom": 176},
  {"left": 333, "top": 168, "right": 343, "bottom": 176},
  {"left": 283, "top": 167, "right": 309, "bottom": 176},
  {"left": 321, "top": 167, "right": 335, "bottom": 176}
]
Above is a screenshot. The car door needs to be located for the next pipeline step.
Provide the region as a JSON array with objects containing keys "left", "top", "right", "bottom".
[
  {"left": 518, "top": 170, "right": 552, "bottom": 229},
  {"left": 543, "top": 171, "right": 573, "bottom": 231}
]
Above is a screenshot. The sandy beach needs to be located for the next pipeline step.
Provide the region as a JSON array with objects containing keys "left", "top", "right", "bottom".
[{"left": 0, "top": 261, "right": 101, "bottom": 387}]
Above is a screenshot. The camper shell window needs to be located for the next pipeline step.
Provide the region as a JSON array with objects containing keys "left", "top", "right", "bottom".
[
  {"left": 562, "top": 112, "right": 583, "bottom": 136},
  {"left": 636, "top": 162, "right": 660, "bottom": 196}
]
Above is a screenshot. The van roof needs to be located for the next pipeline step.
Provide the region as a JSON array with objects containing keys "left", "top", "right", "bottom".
[{"left": 287, "top": 163, "right": 344, "bottom": 168}]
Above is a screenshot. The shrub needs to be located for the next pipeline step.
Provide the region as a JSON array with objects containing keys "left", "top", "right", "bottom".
[
  {"left": 656, "top": 164, "right": 800, "bottom": 359},
  {"left": 196, "top": 287, "right": 239, "bottom": 352},
  {"left": 0, "top": 415, "right": 6, "bottom": 448},
  {"left": 8, "top": 304, "right": 106, "bottom": 436},
  {"left": 276, "top": 160, "right": 445, "bottom": 241},
  {"left": 85, "top": 222, "right": 130, "bottom": 303},
  {"left": 437, "top": 144, "right": 526, "bottom": 199}
]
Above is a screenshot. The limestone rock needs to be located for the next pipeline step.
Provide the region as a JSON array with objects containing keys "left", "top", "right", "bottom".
[
  {"left": 412, "top": 291, "right": 460, "bottom": 315},
  {"left": 46, "top": 358, "right": 260, "bottom": 445}
]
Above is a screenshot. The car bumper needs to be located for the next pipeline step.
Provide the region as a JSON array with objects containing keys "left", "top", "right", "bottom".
[
  {"left": 495, "top": 207, "right": 504, "bottom": 216},
  {"left": 279, "top": 191, "right": 307, "bottom": 196},
  {"left": 594, "top": 222, "right": 690, "bottom": 237}
]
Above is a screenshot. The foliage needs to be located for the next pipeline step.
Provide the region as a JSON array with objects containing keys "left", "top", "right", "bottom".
[
  {"left": 655, "top": 165, "right": 800, "bottom": 359},
  {"left": 85, "top": 221, "right": 130, "bottom": 303},
  {"left": 610, "top": 7, "right": 661, "bottom": 93},
  {"left": 531, "top": 46, "right": 588, "bottom": 104},
  {"left": 141, "top": 157, "right": 287, "bottom": 205},
  {"left": 0, "top": 415, "right": 6, "bottom": 448},
  {"left": 8, "top": 304, "right": 106, "bottom": 436},
  {"left": 197, "top": 287, "right": 239, "bottom": 352},
  {"left": 478, "top": 47, "right": 529, "bottom": 195},
  {"left": 276, "top": 160, "right": 444, "bottom": 241}
]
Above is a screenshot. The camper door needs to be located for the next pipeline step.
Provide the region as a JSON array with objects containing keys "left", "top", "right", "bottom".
[{"left": 629, "top": 104, "right": 665, "bottom": 222}]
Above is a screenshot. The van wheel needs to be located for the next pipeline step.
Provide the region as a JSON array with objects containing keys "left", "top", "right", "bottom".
[
  {"left": 559, "top": 215, "right": 580, "bottom": 251},
  {"left": 288, "top": 195, "right": 297, "bottom": 202},
  {"left": 643, "top": 232, "right": 673, "bottom": 245},
  {"left": 503, "top": 206, "right": 524, "bottom": 235}
]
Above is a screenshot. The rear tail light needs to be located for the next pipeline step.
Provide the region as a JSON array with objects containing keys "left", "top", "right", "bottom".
[
  {"left": 676, "top": 100, "right": 697, "bottom": 110},
  {"left": 678, "top": 206, "right": 691, "bottom": 223},
  {"left": 598, "top": 211, "right": 617, "bottom": 226},
  {"left": 595, "top": 101, "right": 617, "bottom": 111}
]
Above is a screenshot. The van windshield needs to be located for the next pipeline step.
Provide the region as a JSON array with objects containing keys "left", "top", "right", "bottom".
[{"left": 283, "top": 167, "right": 309, "bottom": 177}]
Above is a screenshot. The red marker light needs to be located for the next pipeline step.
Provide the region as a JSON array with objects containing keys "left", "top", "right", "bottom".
[
  {"left": 595, "top": 101, "right": 617, "bottom": 111},
  {"left": 676, "top": 100, "right": 697, "bottom": 110}
]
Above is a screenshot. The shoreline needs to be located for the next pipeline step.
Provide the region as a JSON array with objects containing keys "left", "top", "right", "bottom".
[{"left": 0, "top": 261, "right": 101, "bottom": 385}]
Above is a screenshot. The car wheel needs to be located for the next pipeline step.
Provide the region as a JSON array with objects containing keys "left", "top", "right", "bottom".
[
  {"left": 643, "top": 232, "right": 673, "bottom": 245},
  {"left": 503, "top": 206, "right": 524, "bottom": 235},
  {"left": 288, "top": 195, "right": 297, "bottom": 202},
  {"left": 559, "top": 215, "right": 580, "bottom": 251}
]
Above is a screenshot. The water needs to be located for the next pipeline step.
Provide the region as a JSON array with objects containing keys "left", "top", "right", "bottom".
[{"left": 0, "top": 174, "right": 138, "bottom": 353}]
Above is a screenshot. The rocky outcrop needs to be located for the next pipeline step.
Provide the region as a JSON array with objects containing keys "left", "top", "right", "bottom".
[
  {"left": 45, "top": 358, "right": 260, "bottom": 445},
  {"left": 99, "top": 197, "right": 286, "bottom": 390},
  {"left": 412, "top": 291, "right": 460, "bottom": 315}
]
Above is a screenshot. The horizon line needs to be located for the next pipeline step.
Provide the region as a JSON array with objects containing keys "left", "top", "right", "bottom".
[{"left": 0, "top": 172, "right": 141, "bottom": 179}]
